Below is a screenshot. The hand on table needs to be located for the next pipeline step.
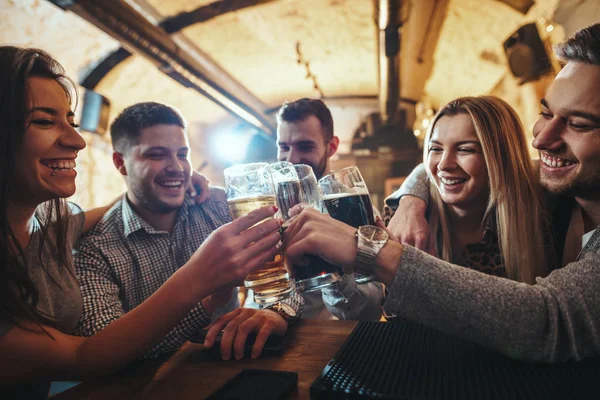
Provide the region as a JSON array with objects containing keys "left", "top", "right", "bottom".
[{"left": 203, "top": 308, "right": 287, "bottom": 360}]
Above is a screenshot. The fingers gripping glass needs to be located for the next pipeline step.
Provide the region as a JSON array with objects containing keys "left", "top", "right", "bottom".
[
  {"left": 224, "top": 163, "right": 292, "bottom": 304},
  {"left": 319, "top": 166, "right": 376, "bottom": 284},
  {"left": 271, "top": 164, "right": 342, "bottom": 292}
]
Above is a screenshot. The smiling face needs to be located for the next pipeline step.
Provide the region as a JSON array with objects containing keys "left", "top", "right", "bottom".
[
  {"left": 277, "top": 115, "right": 337, "bottom": 180},
  {"left": 427, "top": 114, "right": 489, "bottom": 212},
  {"left": 117, "top": 124, "right": 191, "bottom": 214},
  {"left": 532, "top": 62, "right": 600, "bottom": 199},
  {"left": 12, "top": 76, "right": 86, "bottom": 205}
]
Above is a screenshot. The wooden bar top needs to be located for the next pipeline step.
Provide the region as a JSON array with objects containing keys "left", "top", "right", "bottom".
[{"left": 54, "top": 319, "right": 357, "bottom": 399}]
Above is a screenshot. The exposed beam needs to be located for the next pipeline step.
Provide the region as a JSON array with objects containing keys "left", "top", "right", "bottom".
[
  {"left": 79, "top": 0, "right": 277, "bottom": 96},
  {"left": 129, "top": 0, "right": 272, "bottom": 118},
  {"left": 399, "top": 0, "right": 450, "bottom": 106},
  {"left": 80, "top": 47, "right": 132, "bottom": 89},
  {"left": 160, "top": 0, "right": 276, "bottom": 34},
  {"left": 48, "top": 0, "right": 276, "bottom": 139}
]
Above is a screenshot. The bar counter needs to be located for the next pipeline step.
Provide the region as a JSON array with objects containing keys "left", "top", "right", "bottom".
[{"left": 54, "top": 319, "right": 357, "bottom": 399}]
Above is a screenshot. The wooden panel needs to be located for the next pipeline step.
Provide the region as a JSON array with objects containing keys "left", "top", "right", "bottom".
[
  {"left": 385, "top": 176, "right": 406, "bottom": 197},
  {"left": 54, "top": 320, "right": 357, "bottom": 400}
]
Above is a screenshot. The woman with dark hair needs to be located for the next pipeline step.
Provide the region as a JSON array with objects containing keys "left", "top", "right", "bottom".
[{"left": 0, "top": 46, "right": 282, "bottom": 398}]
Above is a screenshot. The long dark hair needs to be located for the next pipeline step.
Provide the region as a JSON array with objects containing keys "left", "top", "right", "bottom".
[{"left": 0, "top": 46, "right": 76, "bottom": 327}]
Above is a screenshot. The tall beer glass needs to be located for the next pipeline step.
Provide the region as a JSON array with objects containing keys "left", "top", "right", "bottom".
[
  {"left": 224, "top": 163, "right": 292, "bottom": 304},
  {"left": 319, "top": 166, "right": 376, "bottom": 283},
  {"left": 272, "top": 164, "right": 342, "bottom": 292}
]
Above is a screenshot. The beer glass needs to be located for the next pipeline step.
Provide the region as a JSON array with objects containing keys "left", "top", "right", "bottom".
[
  {"left": 224, "top": 162, "right": 293, "bottom": 304},
  {"left": 272, "top": 164, "right": 342, "bottom": 292},
  {"left": 269, "top": 161, "right": 294, "bottom": 174},
  {"left": 319, "top": 166, "right": 376, "bottom": 283}
]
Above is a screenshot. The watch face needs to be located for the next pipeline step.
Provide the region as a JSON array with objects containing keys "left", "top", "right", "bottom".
[
  {"left": 281, "top": 303, "right": 297, "bottom": 317},
  {"left": 359, "top": 225, "right": 389, "bottom": 243}
]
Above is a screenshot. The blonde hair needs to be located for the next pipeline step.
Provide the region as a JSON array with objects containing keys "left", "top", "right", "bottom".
[{"left": 424, "top": 96, "right": 549, "bottom": 283}]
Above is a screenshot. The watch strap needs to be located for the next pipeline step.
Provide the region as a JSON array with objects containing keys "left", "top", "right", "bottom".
[{"left": 265, "top": 302, "right": 299, "bottom": 325}]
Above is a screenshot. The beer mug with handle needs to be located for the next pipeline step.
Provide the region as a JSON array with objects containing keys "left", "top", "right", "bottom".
[
  {"left": 319, "top": 166, "right": 376, "bottom": 284},
  {"left": 224, "top": 162, "right": 293, "bottom": 304},
  {"left": 271, "top": 163, "right": 342, "bottom": 292}
]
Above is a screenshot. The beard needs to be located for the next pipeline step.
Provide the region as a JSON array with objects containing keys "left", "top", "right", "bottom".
[
  {"left": 129, "top": 180, "right": 184, "bottom": 214},
  {"left": 311, "top": 156, "right": 329, "bottom": 181},
  {"left": 540, "top": 172, "right": 600, "bottom": 198}
]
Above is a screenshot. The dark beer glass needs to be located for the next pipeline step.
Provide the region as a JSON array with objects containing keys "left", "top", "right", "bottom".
[
  {"left": 272, "top": 164, "right": 342, "bottom": 292},
  {"left": 319, "top": 166, "right": 376, "bottom": 283}
]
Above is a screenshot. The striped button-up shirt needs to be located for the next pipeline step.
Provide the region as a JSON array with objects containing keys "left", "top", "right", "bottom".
[{"left": 75, "top": 188, "right": 237, "bottom": 357}]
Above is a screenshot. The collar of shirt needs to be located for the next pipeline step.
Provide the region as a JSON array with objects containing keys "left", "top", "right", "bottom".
[{"left": 121, "top": 194, "right": 195, "bottom": 237}]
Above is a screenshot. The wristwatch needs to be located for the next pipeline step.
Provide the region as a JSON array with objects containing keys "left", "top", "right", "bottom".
[
  {"left": 355, "top": 225, "right": 389, "bottom": 273},
  {"left": 266, "top": 302, "right": 299, "bottom": 325}
]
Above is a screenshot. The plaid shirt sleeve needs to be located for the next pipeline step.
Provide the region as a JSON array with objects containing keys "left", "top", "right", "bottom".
[
  {"left": 74, "top": 236, "right": 212, "bottom": 358},
  {"left": 75, "top": 237, "right": 126, "bottom": 337}
]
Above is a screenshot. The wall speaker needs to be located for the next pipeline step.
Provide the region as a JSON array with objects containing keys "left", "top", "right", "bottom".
[
  {"left": 504, "top": 23, "right": 553, "bottom": 85},
  {"left": 80, "top": 90, "right": 110, "bottom": 135}
]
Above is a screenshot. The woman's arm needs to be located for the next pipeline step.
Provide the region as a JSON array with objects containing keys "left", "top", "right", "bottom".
[
  {"left": 0, "top": 270, "right": 199, "bottom": 382},
  {"left": 82, "top": 200, "right": 119, "bottom": 234},
  {"left": 0, "top": 206, "right": 282, "bottom": 382}
]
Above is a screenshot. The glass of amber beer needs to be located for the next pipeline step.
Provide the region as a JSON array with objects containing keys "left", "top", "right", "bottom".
[
  {"left": 319, "top": 166, "right": 376, "bottom": 283},
  {"left": 271, "top": 164, "right": 342, "bottom": 292},
  {"left": 224, "top": 162, "right": 293, "bottom": 304}
]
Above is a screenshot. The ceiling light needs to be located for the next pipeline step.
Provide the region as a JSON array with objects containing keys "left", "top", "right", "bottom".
[{"left": 212, "top": 130, "right": 253, "bottom": 164}]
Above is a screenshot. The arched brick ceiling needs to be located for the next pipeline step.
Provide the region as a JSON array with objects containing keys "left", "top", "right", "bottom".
[{"left": 0, "top": 0, "right": 570, "bottom": 142}]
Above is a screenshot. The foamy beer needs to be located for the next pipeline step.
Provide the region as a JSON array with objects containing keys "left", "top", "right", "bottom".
[
  {"left": 271, "top": 164, "right": 342, "bottom": 292},
  {"left": 224, "top": 163, "right": 292, "bottom": 304},
  {"left": 319, "top": 166, "right": 376, "bottom": 283}
]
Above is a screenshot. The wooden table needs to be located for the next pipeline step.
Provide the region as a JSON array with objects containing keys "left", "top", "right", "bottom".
[{"left": 54, "top": 319, "right": 357, "bottom": 399}]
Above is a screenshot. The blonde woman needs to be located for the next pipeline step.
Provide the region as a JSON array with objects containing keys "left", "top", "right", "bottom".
[{"left": 412, "top": 96, "right": 550, "bottom": 283}]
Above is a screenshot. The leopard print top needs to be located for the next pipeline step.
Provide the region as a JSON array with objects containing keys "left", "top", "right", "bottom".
[
  {"left": 453, "top": 223, "right": 506, "bottom": 278},
  {"left": 382, "top": 205, "right": 506, "bottom": 278}
]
